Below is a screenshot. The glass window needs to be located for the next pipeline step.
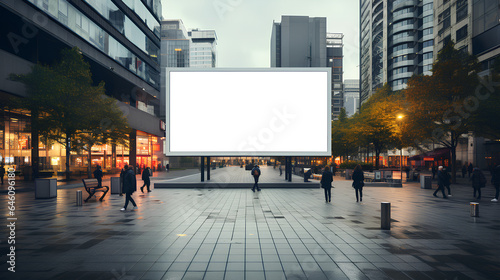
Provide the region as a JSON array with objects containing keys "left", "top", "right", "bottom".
[
  {"left": 456, "top": 25, "right": 468, "bottom": 42},
  {"left": 423, "top": 27, "right": 433, "bottom": 36},
  {"left": 423, "top": 52, "right": 433, "bottom": 60},
  {"left": 423, "top": 40, "right": 434, "bottom": 48}
]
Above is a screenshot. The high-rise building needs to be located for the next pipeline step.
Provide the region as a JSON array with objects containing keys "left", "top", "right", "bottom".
[
  {"left": 161, "top": 19, "right": 190, "bottom": 68},
  {"left": 360, "top": 0, "right": 435, "bottom": 104},
  {"left": 271, "top": 16, "right": 327, "bottom": 67},
  {"left": 471, "top": 0, "right": 500, "bottom": 75},
  {"left": 271, "top": 16, "right": 342, "bottom": 119},
  {"left": 327, "top": 33, "right": 344, "bottom": 120},
  {"left": 189, "top": 29, "right": 217, "bottom": 68},
  {"left": 343, "top": 79, "right": 360, "bottom": 117},
  {"left": 434, "top": 0, "right": 471, "bottom": 55},
  {"left": 0, "top": 0, "right": 165, "bottom": 172}
]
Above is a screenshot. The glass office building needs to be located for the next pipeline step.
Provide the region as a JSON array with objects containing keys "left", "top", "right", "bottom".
[
  {"left": 360, "top": 0, "right": 435, "bottom": 104},
  {"left": 0, "top": 0, "right": 166, "bottom": 174}
]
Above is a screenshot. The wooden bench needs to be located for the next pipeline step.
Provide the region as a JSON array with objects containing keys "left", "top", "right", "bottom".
[{"left": 82, "top": 179, "right": 109, "bottom": 202}]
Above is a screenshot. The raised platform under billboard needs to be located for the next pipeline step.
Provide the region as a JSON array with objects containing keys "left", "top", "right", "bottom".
[{"left": 166, "top": 68, "right": 331, "bottom": 156}]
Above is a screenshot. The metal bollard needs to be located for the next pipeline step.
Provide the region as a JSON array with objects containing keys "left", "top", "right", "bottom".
[
  {"left": 76, "top": 190, "right": 82, "bottom": 206},
  {"left": 381, "top": 202, "right": 391, "bottom": 230},
  {"left": 470, "top": 202, "right": 479, "bottom": 217}
]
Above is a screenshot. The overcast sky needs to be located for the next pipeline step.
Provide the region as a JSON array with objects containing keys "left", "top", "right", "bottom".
[{"left": 162, "top": 0, "right": 360, "bottom": 80}]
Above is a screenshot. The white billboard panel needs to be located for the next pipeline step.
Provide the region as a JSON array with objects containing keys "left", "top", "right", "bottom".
[{"left": 166, "top": 68, "right": 331, "bottom": 156}]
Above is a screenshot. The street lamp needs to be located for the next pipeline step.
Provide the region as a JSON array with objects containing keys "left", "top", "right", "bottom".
[{"left": 397, "top": 115, "right": 405, "bottom": 180}]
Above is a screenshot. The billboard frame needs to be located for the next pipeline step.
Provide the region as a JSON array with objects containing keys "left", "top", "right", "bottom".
[{"left": 165, "top": 67, "right": 332, "bottom": 156}]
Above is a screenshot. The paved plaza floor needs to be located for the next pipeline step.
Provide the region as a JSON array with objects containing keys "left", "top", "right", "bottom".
[{"left": 1, "top": 168, "right": 500, "bottom": 280}]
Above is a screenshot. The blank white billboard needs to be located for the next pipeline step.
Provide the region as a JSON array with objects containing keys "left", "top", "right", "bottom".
[{"left": 166, "top": 68, "right": 331, "bottom": 156}]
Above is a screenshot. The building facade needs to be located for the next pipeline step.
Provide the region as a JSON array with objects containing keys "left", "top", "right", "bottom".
[
  {"left": 0, "top": 0, "right": 166, "bottom": 174},
  {"left": 327, "top": 33, "right": 344, "bottom": 120},
  {"left": 189, "top": 29, "right": 217, "bottom": 68},
  {"left": 343, "top": 79, "right": 360, "bottom": 117},
  {"left": 360, "top": 0, "right": 435, "bottom": 104},
  {"left": 271, "top": 16, "right": 343, "bottom": 119}
]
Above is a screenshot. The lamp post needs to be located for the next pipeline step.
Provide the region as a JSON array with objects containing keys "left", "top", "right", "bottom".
[{"left": 397, "top": 115, "right": 404, "bottom": 180}]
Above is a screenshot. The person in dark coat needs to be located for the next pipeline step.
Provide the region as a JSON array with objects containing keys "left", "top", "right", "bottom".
[
  {"left": 279, "top": 164, "right": 283, "bottom": 176},
  {"left": 352, "top": 165, "right": 365, "bottom": 202},
  {"left": 433, "top": 166, "right": 448, "bottom": 198},
  {"left": 0, "top": 164, "right": 5, "bottom": 185},
  {"left": 462, "top": 163, "right": 467, "bottom": 178},
  {"left": 121, "top": 165, "right": 138, "bottom": 211},
  {"left": 431, "top": 165, "right": 437, "bottom": 180},
  {"left": 320, "top": 166, "right": 334, "bottom": 203},
  {"left": 141, "top": 167, "right": 152, "bottom": 193},
  {"left": 93, "top": 165, "right": 103, "bottom": 187},
  {"left": 491, "top": 165, "right": 500, "bottom": 202},
  {"left": 468, "top": 163, "right": 474, "bottom": 178},
  {"left": 443, "top": 167, "right": 452, "bottom": 197},
  {"left": 470, "top": 167, "right": 486, "bottom": 200},
  {"left": 331, "top": 163, "right": 337, "bottom": 176},
  {"left": 251, "top": 165, "right": 261, "bottom": 192},
  {"left": 119, "top": 166, "right": 127, "bottom": 196}
]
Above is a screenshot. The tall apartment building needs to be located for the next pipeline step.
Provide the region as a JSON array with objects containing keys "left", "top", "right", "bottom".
[
  {"left": 434, "top": 0, "right": 471, "bottom": 56},
  {"left": 189, "top": 29, "right": 217, "bottom": 68},
  {"left": 471, "top": 0, "right": 500, "bottom": 74},
  {"left": 360, "top": 0, "right": 435, "bottom": 104},
  {"left": 161, "top": 19, "right": 190, "bottom": 68},
  {"left": 0, "top": 0, "right": 165, "bottom": 172},
  {"left": 343, "top": 79, "right": 360, "bottom": 117},
  {"left": 327, "top": 33, "right": 344, "bottom": 120},
  {"left": 271, "top": 16, "right": 343, "bottom": 119}
]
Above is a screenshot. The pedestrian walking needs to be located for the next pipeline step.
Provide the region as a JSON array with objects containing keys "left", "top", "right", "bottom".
[
  {"left": 491, "top": 165, "right": 500, "bottom": 202},
  {"left": 431, "top": 165, "right": 437, "bottom": 180},
  {"left": 433, "top": 166, "right": 448, "bottom": 198},
  {"left": 443, "top": 167, "right": 452, "bottom": 197},
  {"left": 93, "top": 165, "right": 103, "bottom": 187},
  {"left": 332, "top": 163, "right": 337, "bottom": 176},
  {"left": 468, "top": 163, "right": 474, "bottom": 178},
  {"left": 119, "top": 166, "right": 127, "bottom": 196},
  {"left": 320, "top": 166, "right": 334, "bottom": 203},
  {"left": 352, "top": 165, "right": 364, "bottom": 202},
  {"left": 141, "top": 167, "right": 152, "bottom": 193},
  {"left": 121, "top": 165, "right": 138, "bottom": 211},
  {"left": 251, "top": 164, "right": 261, "bottom": 192},
  {"left": 0, "top": 164, "right": 5, "bottom": 185},
  {"left": 166, "top": 163, "right": 170, "bottom": 172},
  {"left": 279, "top": 164, "right": 282, "bottom": 176},
  {"left": 470, "top": 167, "right": 486, "bottom": 200},
  {"left": 462, "top": 163, "right": 467, "bottom": 178}
]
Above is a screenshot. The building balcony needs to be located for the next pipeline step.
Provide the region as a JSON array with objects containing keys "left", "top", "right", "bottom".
[
  {"left": 391, "top": 71, "right": 414, "bottom": 81},
  {"left": 390, "top": 59, "right": 416, "bottom": 70},
  {"left": 390, "top": 35, "right": 416, "bottom": 46},
  {"left": 391, "top": 48, "right": 415, "bottom": 57},
  {"left": 391, "top": 23, "right": 417, "bottom": 34},
  {"left": 392, "top": 0, "right": 417, "bottom": 11},
  {"left": 392, "top": 11, "right": 415, "bottom": 23}
]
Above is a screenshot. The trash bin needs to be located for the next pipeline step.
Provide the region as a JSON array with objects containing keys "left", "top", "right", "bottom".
[
  {"left": 35, "top": 178, "right": 57, "bottom": 198},
  {"left": 470, "top": 202, "right": 479, "bottom": 217},
  {"left": 110, "top": 177, "right": 121, "bottom": 194},
  {"left": 420, "top": 175, "right": 432, "bottom": 189}
]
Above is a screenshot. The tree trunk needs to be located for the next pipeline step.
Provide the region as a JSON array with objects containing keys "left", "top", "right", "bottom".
[
  {"left": 87, "top": 145, "right": 92, "bottom": 179},
  {"left": 65, "top": 136, "right": 71, "bottom": 181},
  {"left": 451, "top": 146, "right": 457, "bottom": 184}
]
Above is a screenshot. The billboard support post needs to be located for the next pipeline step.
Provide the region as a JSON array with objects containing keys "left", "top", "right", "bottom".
[
  {"left": 201, "top": 156, "right": 205, "bottom": 182},
  {"left": 288, "top": 157, "right": 292, "bottom": 182},
  {"left": 207, "top": 156, "right": 211, "bottom": 181}
]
